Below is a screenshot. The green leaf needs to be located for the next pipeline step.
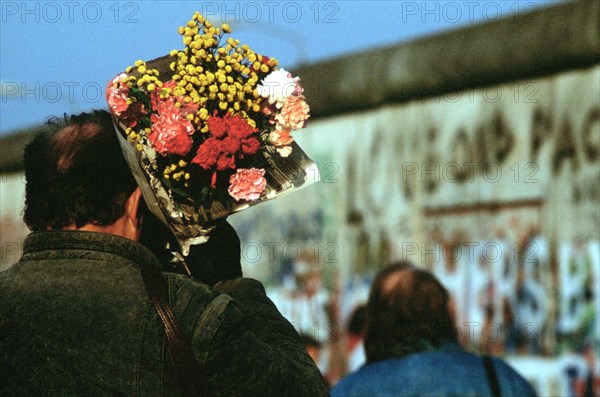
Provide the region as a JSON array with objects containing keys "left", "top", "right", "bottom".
[{"left": 160, "top": 176, "right": 191, "bottom": 199}]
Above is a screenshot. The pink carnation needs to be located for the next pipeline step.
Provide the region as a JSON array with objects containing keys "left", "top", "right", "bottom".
[
  {"left": 150, "top": 80, "right": 198, "bottom": 117},
  {"left": 148, "top": 100, "right": 194, "bottom": 156},
  {"left": 106, "top": 73, "right": 147, "bottom": 128},
  {"left": 275, "top": 96, "right": 310, "bottom": 130},
  {"left": 228, "top": 168, "right": 267, "bottom": 201},
  {"left": 268, "top": 128, "right": 294, "bottom": 157},
  {"left": 148, "top": 120, "right": 193, "bottom": 156},
  {"left": 268, "top": 128, "right": 294, "bottom": 147},
  {"left": 150, "top": 80, "right": 176, "bottom": 111},
  {"left": 106, "top": 74, "right": 130, "bottom": 117}
]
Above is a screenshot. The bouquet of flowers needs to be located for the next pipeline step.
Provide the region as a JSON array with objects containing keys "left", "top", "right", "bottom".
[{"left": 107, "top": 12, "right": 319, "bottom": 254}]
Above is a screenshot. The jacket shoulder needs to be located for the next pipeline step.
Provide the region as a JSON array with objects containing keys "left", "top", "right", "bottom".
[{"left": 492, "top": 357, "right": 538, "bottom": 397}]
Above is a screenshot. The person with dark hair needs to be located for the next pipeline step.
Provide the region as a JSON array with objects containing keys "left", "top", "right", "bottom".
[
  {"left": 332, "top": 263, "right": 537, "bottom": 397},
  {"left": 22, "top": 110, "right": 138, "bottom": 231},
  {"left": 345, "top": 304, "right": 366, "bottom": 372},
  {"left": 0, "top": 110, "right": 328, "bottom": 396}
]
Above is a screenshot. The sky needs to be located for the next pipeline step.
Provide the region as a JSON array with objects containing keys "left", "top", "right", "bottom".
[{"left": 0, "top": 0, "right": 561, "bottom": 135}]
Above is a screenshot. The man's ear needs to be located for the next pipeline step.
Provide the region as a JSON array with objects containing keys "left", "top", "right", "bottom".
[{"left": 125, "top": 187, "right": 143, "bottom": 228}]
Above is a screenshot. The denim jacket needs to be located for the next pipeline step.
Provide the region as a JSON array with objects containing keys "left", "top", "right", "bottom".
[
  {"left": 331, "top": 342, "right": 536, "bottom": 397},
  {"left": 0, "top": 231, "right": 328, "bottom": 397}
]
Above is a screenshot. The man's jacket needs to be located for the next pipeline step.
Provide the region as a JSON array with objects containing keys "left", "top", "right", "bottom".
[
  {"left": 0, "top": 231, "right": 328, "bottom": 396},
  {"left": 331, "top": 342, "right": 536, "bottom": 397}
]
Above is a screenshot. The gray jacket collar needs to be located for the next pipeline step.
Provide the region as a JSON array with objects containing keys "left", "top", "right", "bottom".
[{"left": 22, "top": 230, "right": 162, "bottom": 270}]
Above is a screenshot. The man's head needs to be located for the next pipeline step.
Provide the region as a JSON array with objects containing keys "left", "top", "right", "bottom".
[
  {"left": 364, "top": 262, "right": 458, "bottom": 363},
  {"left": 347, "top": 304, "right": 366, "bottom": 338},
  {"left": 23, "top": 110, "right": 140, "bottom": 236}
]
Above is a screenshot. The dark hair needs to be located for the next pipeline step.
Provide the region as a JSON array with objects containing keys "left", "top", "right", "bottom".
[
  {"left": 23, "top": 110, "right": 137, "bottom": 230},
  {"left": 347, "top": 304, "right": 366, "bottom": 337},
  {"left": 364, "top": 263, "right": 458, "bottom": 363}
]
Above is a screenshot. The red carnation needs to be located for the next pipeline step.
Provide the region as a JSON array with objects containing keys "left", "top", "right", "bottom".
[
  {"left": 216, "top": 154, "right": 236, "bottom": 171},
  {"left": 192, "top": 114, "right": 262, "bottom": 179},
  {"left": 241, "top": 136, "right": 261, "bottom": 155},
  {"left": 221, "top": 136, "right": 242, "bottom": 155},
  {"left": 192, "top": 137, "right": 222, "bottom": 170},
  {"left": 227, "top": 115, "right": 258, "bottom": 140},
  {"left": 207, "top": 113, "right": 228, "bottom": 138}
]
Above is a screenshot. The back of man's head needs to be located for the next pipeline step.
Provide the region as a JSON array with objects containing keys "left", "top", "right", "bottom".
[
  {"left": 364, "top": 263, "right": 458, "bottom": 363},
  {"left": 23, "top": 110, "right": 136, "bottom": 231},
  {"left": 347, "top": 304, "right": 366, "bottom": 337}
]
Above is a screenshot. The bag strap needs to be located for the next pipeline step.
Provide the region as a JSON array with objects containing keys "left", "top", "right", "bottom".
[
  {"left": 140, "top": 262, "right": 213, "bottom": 397},
  {"left": 483, "top": 355, "right": 502, "bottom": 397}
]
